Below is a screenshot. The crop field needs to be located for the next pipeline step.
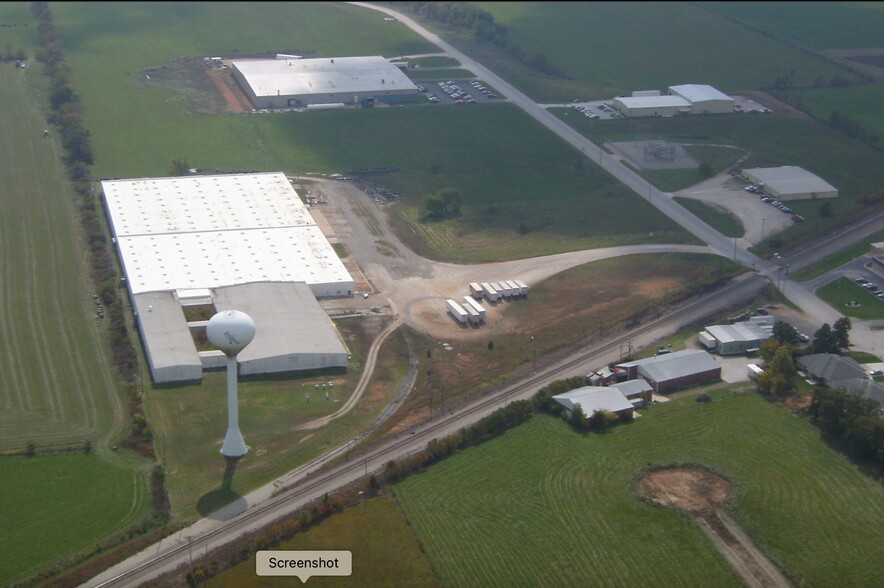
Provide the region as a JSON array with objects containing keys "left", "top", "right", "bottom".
[
  {"left": 705, "top": 2, "right": 884, "bottom": 50},
  {"left": 816, "top": 277, "right": 884, "bottom": 320},
  {"left": 459, "top": 2, "right": 863, "bottom": 102},
  {"left": 395, "top": 391, "right": 884, "bottom": 588},
  {"left": 0, "top": 31, "right": 155, "bottom": 588},
  {"left": 779, "top": 84, "right": 884, "bottom": 141},
  {"left": 0, "top": 454, "right": 150, "bottom": 586}
]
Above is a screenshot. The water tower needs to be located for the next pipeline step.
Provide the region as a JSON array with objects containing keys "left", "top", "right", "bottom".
[{"left": 206, "top": 310, "right": 256, "bottom": 457}]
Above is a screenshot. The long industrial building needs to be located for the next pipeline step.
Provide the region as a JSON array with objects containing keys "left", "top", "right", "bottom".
[
  {"left": 741, "top": 166, "right": 838, "bottom": 201},
  {"left": 101, "top": 172, "right": 354, "bottom": 384},
  {"left": 231, "top": 55, "right": 419, "bottom": 109},
  {"left": 612, "top": 84, "right": 733, "bottom": 118}
]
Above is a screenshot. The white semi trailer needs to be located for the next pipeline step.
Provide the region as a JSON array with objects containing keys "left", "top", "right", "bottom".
[
  {"left": 505, "top": 280, "right": 521, "bottom": 297},
  {"left": 462, "top": 296, "right": 486, "bottom": 321},
  {"left": 446, "top": 299, "right": 469, "bottom": 324},
  {"left": 463, "top": 303, "right": 481, "bottom": 325},
  {"left": 481, "top": 282, "right": 500, "bottom": 302},
  {"left": 513, "top": 279, "right": 528, "bottom": 296},
  {"left": 469, "top": 282, "right": 484, "bottom": 299}
]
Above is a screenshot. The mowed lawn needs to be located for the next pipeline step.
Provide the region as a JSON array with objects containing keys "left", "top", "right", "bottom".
[
  {"left": 395, "top": 391, "right": 884, "bottom": 588},
  {"left": 816, "top": 277, "right": 884, "bottom": 320},
  {"left": 207, "top": 494, "right": 439, "bottom": 588},
  {"left": 0, "top": 454, "right": 148, "bottom": 586}
]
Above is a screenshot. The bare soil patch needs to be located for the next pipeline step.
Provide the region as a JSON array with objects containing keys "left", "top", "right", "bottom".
[
  {"left": 639, "top": 467, "right": 792, "bottom": 587},
  {"left": 638, "top": 467, "right": 731, "bottom": 515}
]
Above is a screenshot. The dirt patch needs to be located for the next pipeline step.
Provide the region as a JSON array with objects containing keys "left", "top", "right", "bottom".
[
  {"left": 638, "top": 467, "right": 731, "bottom": 515},
  {"left": 205, "top": 66, "right": 254, "bottom": 113},
  {"left": 778, "top": 391, "right": 813, "bottom": 414}
]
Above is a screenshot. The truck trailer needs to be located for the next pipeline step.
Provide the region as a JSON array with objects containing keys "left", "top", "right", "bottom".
[
  {"left": 481, "top": 282, "right": 500, "bottom": 302},
  {"left": 469, "top": 282, "right": 484, "bottom": 299},
  {"left": 446, "top": 299, "right": 469, "bottom": 324},
  {"left": 462, "top": 296, "right": 486, "bottom": 321}
]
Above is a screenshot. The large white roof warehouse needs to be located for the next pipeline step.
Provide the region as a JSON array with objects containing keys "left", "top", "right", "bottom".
[
  {"left": 102, "top": 173, "right": 353, "bottom": 297},
  {"left": 231, "top": 55, "right": 419, "bottom": 109},
  {"left": 101, "top": 172, "right": 354, "bottom": 384}
]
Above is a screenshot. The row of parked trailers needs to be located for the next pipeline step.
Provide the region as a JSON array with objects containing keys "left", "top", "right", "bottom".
[
  {"left": 469, "top": 280, "right": 528, "bottom": 303},
  {"left": 447, "top": 280, "right": 529, "bottom": 325},
  {"left": 446, "top": 296, "right": 487, "bottom": 325}
]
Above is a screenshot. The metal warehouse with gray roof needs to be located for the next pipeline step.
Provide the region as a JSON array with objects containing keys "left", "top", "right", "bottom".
[
  {"left": 231, "top": 55, "right": 419, "bottom": 109},
  {"left": 616, "top": 349, "right": 721, "bottom": 394},
  {"left": 741, "top": 166, "right": 838, "bottom": 201},
  {"left": 101, "top": 172, "right": 353, "bottom": 384}
]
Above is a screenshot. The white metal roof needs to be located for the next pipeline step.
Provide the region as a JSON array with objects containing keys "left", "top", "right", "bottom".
[
  {"left": 102, "top": 172, "right": 352, "bottom": 295},
  {"left": 705, "top": 323, "right": 770, "bottom": 344},
  {"left": 669, "top": 84, "right": 732, "bottom": 103},
  {"left": 553, "top": 387, "right": 634, "bottom": 415},
  {"left": 615, "top": 95, "right": 691, "bottom": 109},
  {"left": 231, "top": 55, "right": 417, "bottom": 98},
  {"left": 743, "top": 166, "right": 838, "bottom": 196}
]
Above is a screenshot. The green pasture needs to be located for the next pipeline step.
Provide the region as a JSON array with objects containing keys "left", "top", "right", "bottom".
[
  {"left": 0, "top": 3, "right": 35, "bottom": 47},
  {"left": 207, "top": 494, "right": 439, "bottom": 588},
  {"left": 150, "top": 318, "right": 411, "bottom": 521},
  {"left": 673, "top": 197, "right": 743, "bottom": 238},
  {"left": 705, "top": 2, "right": 884, "bottom": 50},
  {"left": 460, "top": 2, "right": 862, "bottom": 102},
  {"left": 815, "top": 277, "right": 884, "bottom": 320},
  {"left": 0, "top": 454, "right": 151, "bottom": 586},
  {"left": 396, "top": 391, "right": 884, "bottom": 588},
  {"left": 779, "top": 83, "right": 884, "bottom": 141}
]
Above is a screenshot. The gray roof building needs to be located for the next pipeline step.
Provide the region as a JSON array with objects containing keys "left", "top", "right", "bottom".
[
  {"left": 797, "top": 353, "right": 883, "bottom": 406},
  {"left": 742, "top": 166, "right": 838, "bottom": 201},
  {"left": 617, "top": 349, "right": 721, "bottom": 394}
]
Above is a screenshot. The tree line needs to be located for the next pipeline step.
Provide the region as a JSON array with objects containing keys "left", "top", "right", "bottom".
[
  {"left": 406, "top": 2, "right": 570, "bottom": 79},
  {"left": 755, "top": 318, "right": 882, "bottom": 466},
  {"left": 29, "top": 0, "right": 161, "bottom": 481}
]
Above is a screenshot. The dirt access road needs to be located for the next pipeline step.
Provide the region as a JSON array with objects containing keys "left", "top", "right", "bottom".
[{"left": 311, "top": 178, "right": 714, "bottom": 342}]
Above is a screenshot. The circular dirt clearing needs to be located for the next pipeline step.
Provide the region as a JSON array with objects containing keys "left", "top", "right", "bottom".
[{"left": 638, "top": 467, "right": 731, "bottom": 515}]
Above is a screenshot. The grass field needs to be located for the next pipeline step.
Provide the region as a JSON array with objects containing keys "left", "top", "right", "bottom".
[
  {"left": 0, "top": 34, "right": 156, "bottom": 588},
  {"left": 790, "top": 230, "right": 884, "bottom": 281},
  {"left": 150, "top": 317, "right": 412, "bottom": 520},
  {"left": 704, "top": 2, "right": 884, "bottom": 50},
  {"left": 815, "top": 277, "right": 884, "bottom": 320},
  {"left": 779, "top": 84, "right": 884, "bottom": 143},
  {"left": 206, "top": 494, "right": 439, "bottom": 587},
  {"left": 0, "top": 453, "right": 150, "bottom": 586},
  {"left": 395, "top": 390, "right": 884, "bottom": 588},
  {"left": 673, "top": 197, "right": 744, "bottom": 238},
  {"left": 457, "top": 2, "right": 864, "bottom": 102}
]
